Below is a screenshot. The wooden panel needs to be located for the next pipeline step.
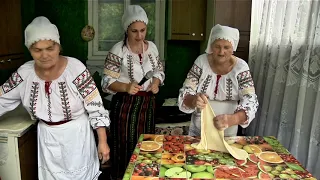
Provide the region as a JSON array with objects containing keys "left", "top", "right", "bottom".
[
  {"left": 6, "top": 0, "right": 23, "bottom": 55},
  {"left": 171, "top": 0, "right": 191, "bottom": 39},
  {"left": 19, "top": 125, "right": 38, "bottom": 180},
  {"left": 233, "top": 0, "right": 252, "bottom": 31},
  {"left": 214, "top": 0, "right": 252, "bottom": 61},
  {"left": 0, "top": 0, "right": 9, "bottom": 56},
  {"left": 169, "top": 0, "right": 207, "bottom": 40},
  {"left": 214, "top": 0, "right": 234, "bottom": 26},
  {"left": 190, "top": 0, "right": 206, "bottom": 40}
]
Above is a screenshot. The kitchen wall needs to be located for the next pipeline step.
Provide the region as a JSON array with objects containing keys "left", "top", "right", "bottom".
[
  {"left": 158, "top": 41, "right": 200, "bottom": 102},
  {"left": 21, "top": 0, "right": 88, "bottom": 64}
]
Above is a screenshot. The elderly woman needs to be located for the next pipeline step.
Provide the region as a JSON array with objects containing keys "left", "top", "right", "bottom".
[
  {"left": 178, "top": 24, "right": 259, "bottom": 137},
  {"left": 102, "top": 5, "right": 165, "bottom": 178},
  {"left": 0, "top": 16, "right": 110, "bottom": 180}
]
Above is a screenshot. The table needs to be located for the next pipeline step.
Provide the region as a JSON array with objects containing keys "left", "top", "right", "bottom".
[{"left": 123, "top": 134, "right": 316, "bottom": 180}]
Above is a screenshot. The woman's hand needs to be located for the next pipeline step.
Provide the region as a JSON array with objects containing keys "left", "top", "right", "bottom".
[
  {"left": 213, "top": 114, "right": 230, "bottom": 130},
  {"left": 126, "top": 82, "right": 142, "bottom": 95},
  {"left": 192, "top": 93, "right": 208, "bottom": 109},
  {"left": 147, "top": 77, "right": 160, "bottom": 94},
  {"left": 98, "top": 141, "right": 110, "bottom": 164},
  {"left": 213, "top": 111, "right": 246, "bottom": 130},
  {"left": 147, "top": 83, "right": 159, "bottom": 94}
]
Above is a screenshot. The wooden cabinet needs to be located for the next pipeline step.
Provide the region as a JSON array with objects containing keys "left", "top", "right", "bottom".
[
  {"left": 168, "top": 0, "right": 207, "bottom": 40},
  {"left": 18, "top": 126, "right": 38, "bottom": 180},
  {"left": 0, "top": 126, "right": 37, "bottom": 180},
  {"left": 214, "top": 0, "right": 252, "bottom": 61},
  {"left": 0, "top": 107, "right": 37, "bottom": 180},
  {"left": 0, "top": 0, "right": 25, "bottom": 80}
]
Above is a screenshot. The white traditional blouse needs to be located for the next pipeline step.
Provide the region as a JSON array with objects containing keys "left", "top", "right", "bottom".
[
  {"left": 102, "top": 41, "right": 165, "bottom": 94},
  {"left": 178, "top": 54, "right": 258, "bottom": 134},
  {"left": 0, "top": 57, "right": 110, "bottom": 129}
]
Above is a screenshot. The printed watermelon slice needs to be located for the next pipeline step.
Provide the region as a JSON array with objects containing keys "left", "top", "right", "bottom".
[
  {"left": 248, "top": 154, "right": 259, "bottom": 164},
  {"left": 235, "top": 159, "right": 247, "bottom": 166},
  {"left": 240, "top": 165, "right": 259, "bottom": 178},
  {"left": 213, "top": 168, "right": 239, "bottom": 179},
  {"left": 258, "top": 171, "right": 271, "bottom": 179},
  {"left": 257, "top": 162, "right": 272, "bottom": 174},
  {"left": 213, "top": 166, "right": 244, "bottom": 179}
]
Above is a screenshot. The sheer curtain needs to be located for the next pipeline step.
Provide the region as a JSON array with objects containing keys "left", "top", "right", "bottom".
[{"left": 248, "top": 0, "right": 320, "bottom": 178}]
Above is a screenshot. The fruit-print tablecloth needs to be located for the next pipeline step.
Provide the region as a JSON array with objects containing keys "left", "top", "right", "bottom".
[{"left": 123, "top": 134, "right": 316, "bottom": 180}]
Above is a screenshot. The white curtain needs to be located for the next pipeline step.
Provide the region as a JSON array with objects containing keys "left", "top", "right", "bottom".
[{"left": 248, "top": 0, "right": 320, "bottom": 178}]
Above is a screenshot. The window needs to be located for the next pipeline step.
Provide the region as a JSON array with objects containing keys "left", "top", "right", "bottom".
[{"left": 88, "top": 0, "right": 165, "bottom": 65}]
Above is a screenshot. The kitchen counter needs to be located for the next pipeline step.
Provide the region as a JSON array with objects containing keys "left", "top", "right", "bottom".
[
  {"left": 122, "top": 134, "right": 316, "bottom": 180},
  {"left": 0, "top": 105, "right": 35, "bottom": 137}
]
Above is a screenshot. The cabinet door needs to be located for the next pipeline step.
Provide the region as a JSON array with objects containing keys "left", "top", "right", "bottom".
[
  {"left": 0, "top": 0, "right": 25, "bottom": 85},
  {"left": 18, "top": 125, "right": 38, "bottom": 180},
  {"left": 214, "top": 0, "right": 252, "bottom": 61},
  {"left": 0, "top": 0, "right": 10, "bottom": 56},
  {"left": 0, "top": 0, "right": 23, "bottom": 56},
  {"left": 189, "top": 0, "right": 206, "bottom": 40},
  {"left": 169, "top": 0, "right": 206, "bottom": 40},
  {"left": 6, "top": 0, "right": 24, "bottom": 55},
  {"left": 169, "top": 0, "right": 191, "bottom": 40}
]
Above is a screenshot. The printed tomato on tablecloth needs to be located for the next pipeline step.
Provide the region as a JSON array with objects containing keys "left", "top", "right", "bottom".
[{"left": 163, "top": 135, "right": 185, "bottom": 153}]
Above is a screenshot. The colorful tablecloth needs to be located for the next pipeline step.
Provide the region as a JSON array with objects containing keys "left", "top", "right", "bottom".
[{"left": 123, "top": 134, "right": 316, "bottom": 180}]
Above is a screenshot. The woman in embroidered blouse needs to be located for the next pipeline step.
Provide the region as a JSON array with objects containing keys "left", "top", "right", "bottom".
[
  {"left": 102, "top": 5, "right": 165, "bottom": 179},
  {"left": 178, "top": 24, "right": 259, "bottom": 137},
  {"left": 0, "top": 17, "right": 110, "bottom": 180}
]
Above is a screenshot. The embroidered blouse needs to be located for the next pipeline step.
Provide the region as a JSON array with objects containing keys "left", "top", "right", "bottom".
[
  {"left": 0, "top": 57, "right": 110, "bottom": 129},
  {"left": 178, "top": 54, "right": 259, "bottom": 128},
  {"left": 102, "top": 41, "right": 165, "bottom": 94}
]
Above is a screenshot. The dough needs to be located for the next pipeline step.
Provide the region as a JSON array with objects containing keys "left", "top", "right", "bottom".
[{"left": 193, "top": 104, "right": 248, "bottom": 160}]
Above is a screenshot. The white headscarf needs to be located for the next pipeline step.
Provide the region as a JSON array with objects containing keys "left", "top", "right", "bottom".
[
  {"left": 205, "top": 24, "right": 239, "bottom": 54},
  {"left": 24, "top": 16, "right": 60, "bottom": 49},
  {"left": 122, "top": 5, "right": 148, "bottom": 31}
]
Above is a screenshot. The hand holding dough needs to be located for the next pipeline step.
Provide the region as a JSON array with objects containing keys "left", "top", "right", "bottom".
[
  {"left": 213, "top": 114, "right": 230, "bottom": 130},
  {"left": 194, "top": 103, "right": 248, "bottom": 160},
  {"left": 192, "top": 93, "right": 209, "bottom": 110}
]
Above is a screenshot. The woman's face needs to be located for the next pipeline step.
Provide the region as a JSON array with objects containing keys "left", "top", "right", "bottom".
[
  {"left": 211, "top": 39, "right": 234, "bottom": 63},
  {"left": 29, "top": 40, "right": 60, "bottom": 70},
  {"left": 127, "top": 21, "right": 147, "bottom": 43}
]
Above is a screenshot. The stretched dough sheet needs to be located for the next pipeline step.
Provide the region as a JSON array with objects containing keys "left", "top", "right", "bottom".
[{"left": 194, "top": 104, "right": 248, "bottom": 160}]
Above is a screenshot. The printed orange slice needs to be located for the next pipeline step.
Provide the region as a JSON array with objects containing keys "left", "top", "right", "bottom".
[
  {"left": 154, "top": 135, "right": 164, "bottom": 143},
  {"left": 248, "top": 144, "right": 263, "bottom": 154},
  {"left": 140, "top": 141, "right": 161, "bottom": 151},
  {"left": 258, "top": 151, "right": 284, "bottom": 164}
]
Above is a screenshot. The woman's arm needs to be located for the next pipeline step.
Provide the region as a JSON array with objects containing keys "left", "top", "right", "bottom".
[
  {"left": 108, "top": 81, "right": 129, "bottom": 93},
  {"left": 235, "top": 69, "right": 259, "bottom": 128},
  {"left": 0, "top": 71, "right": 23, "bottom": 116},
  {"left": 96, "top": 127, "right": 110, "bottom": 164},
  {"left": 102, "top": 51, "right": 123, "bottom": 94},
  {"left": 177, "top": 56, "right": 204, "bottom": 113}
]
